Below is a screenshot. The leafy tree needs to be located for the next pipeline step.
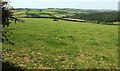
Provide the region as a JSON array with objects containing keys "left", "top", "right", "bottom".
[
  {"left": 1, "top": 0, "right": 17, "bottom": 44},
  {"left": 1, "top": 0, "right": 13, "bottom": 27}
]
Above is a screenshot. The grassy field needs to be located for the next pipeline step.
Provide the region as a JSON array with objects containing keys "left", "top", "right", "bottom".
[{"left": 3, "top": 18, "right": 118, "bottom": 69}]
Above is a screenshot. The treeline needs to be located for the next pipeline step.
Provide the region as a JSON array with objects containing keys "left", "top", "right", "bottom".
[
  {"left": 25, "top": 12, "right": 53, "bottom": 18},
  {"left": 52, "top": 11, "right": 68, "bottom": 14},
  {"left": 66, "top": 11, "right": 119, "bottom": 22}
]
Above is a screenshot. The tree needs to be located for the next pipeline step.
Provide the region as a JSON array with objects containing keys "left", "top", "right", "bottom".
[
  {"left": 1, "top": 0, "right": 16, "bottom": 44},
  {"left": 1, "top": 0, "right": 13, "bottom": 27}
]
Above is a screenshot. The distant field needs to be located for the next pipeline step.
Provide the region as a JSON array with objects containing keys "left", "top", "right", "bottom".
[
  {"left": 3, "top": 18, "right": 118, "bottom": 69},
  {"left": 13, "top": 9, "right": 76, "bottom": 18}
]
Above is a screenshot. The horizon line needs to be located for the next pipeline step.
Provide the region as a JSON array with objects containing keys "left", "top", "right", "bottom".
[{"left": 13, "top": 7, "right": 118, "bottom": 11}]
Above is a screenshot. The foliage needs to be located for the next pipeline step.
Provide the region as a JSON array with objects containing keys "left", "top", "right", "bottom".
[
  {"left": 2, "top": 0, "right": 13, "bottom": 27},
  {"left": 1, "top": 0, "right": 17, "bottom": 44},
  {"left": 68, "top": 11, "right": 119, "bottom": 23}
]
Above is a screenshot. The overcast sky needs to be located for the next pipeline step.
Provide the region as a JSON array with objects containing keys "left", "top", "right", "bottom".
[{"left": 9, "top": 0, "right": 119, "bottom": 10}]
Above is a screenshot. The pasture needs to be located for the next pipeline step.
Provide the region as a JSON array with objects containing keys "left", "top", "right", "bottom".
[{"left": 3, "top": 18, "right": 118, "bottom": 69}]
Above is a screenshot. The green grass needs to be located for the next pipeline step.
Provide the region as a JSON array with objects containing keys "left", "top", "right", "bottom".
[{"left": 3, "top": 18, "right": 118, "bottom": 69}]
